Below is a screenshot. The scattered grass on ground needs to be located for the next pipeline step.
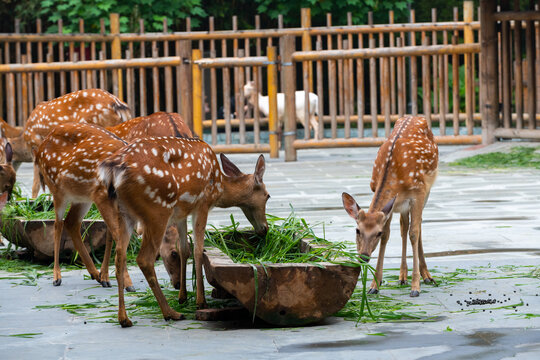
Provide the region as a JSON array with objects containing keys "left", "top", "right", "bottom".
[{"left": 450, "top": 146, "right": 540, "bottom": 169}]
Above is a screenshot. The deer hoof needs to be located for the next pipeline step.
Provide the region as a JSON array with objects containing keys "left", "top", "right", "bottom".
[
  {"left": 410, "top": 290, "right": 420, "bottom": 297},
  {"left": 424, "top": 278, "right": 436, "bottom": 285},
  {"left": 165, "top": 312, "right": 184, "bottom": 321},
  {"left": 367, "top": 288, "right": 379, "bottom": 295},
  {"left": 399, "top": 280, "right": 408, "bottom": 285},
  {"left": 125, "top": 286, "right": 136, "bottom": 292},
  {"left": 120, "top": 318, "right": 133, "bottom": 328},
  {"left": 53, "top": 279, "right": 62, "bottom": 286},
  {"left": 178, "top": 295, "right": 187, "bottom": 305},
  {"left": 101, "top": 281, "right": 112, "bottom": 288}
]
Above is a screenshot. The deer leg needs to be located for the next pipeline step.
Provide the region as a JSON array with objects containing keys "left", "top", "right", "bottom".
[
  {"left": 94, "top": 196, "right": 135, "bottom": 292},
  {"left": 399, "top": 212, "right": 410, "bottom": 285},
  {"left": 368, "top": 214, "right": 392, "bottom": 294},
  {"left": 52, "top": 200, "right": 67, "bottom": 286},
  {"left": 113, "top": 215, "right": 135, "bottom": 327},
  {"left": 310, "top": 115, "right": 319, "bottom": 140},
  {"left": 137, "top": 221, "right": 183, "bottom": 322},
  {"left": 176, "top": 219, "right": 190, "bottom": 304},
  {"left": 31, "top": 163, "right": 41, "bottom": 198},
  {"left": 418, "top": 227, "right": 435, "bottom": 285},
  {"left": 98, "top": 230, "right": 114, "bottom": 288},
  {"left": 192, "top": 209, "right": 209, "bottom": 309},
  {"left": 409, "top": 196, "right": 425, "bottom": 297},
  {"left": 64, "top": 203, "right": 102, "bottom": 284}
]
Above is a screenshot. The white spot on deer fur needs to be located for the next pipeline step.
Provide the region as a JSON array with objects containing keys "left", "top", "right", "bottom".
[
  {"left": 83, "top": 92, "right": 88, "bottom": 97},
  {"left": 144, "top": 165, "right": 151, "bottom": 174},
  {"left": 136, "top": 175, "right": 145, "bottom": 184},
  {"left": 409, "top": 171, "right": 414, "bottom": 177},
  {"left": 151, "top": 148, "right": 158, "bottom": 156},
  {"left": 96, "top": 103, "right": 102, "bottom": 110}
]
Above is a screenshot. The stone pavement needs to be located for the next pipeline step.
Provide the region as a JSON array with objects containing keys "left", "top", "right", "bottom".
[{"left": 1, "top": 144, "right": 540, "bottom": 359}]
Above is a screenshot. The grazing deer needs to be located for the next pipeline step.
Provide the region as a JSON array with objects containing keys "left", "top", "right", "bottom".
[
  {"left": 99, "top": 138, "right": 269, "bottom": 327},
  {"left": 243, "top": 81, "right": 320, "bottom": 139},
  {"left": 20, "top": 89, "right": 131, "bottom": 198},
  {"left": 0, "top": 142, "right": 16, "bottom": 212},
  {"left": 34, "top": 112, "right": 192, "bottom": 291},
  {"left": 342, "top": 116, "right": 438, "bottom": 297}
]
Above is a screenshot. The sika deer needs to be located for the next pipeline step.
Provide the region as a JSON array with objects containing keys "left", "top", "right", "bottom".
[
  {"left": 99, "top": 138, "right": 269, "bottom": 327},
  {"left": 243, "top": 81, "right": 320, "bottom": 139},
  {"left": 34, "top": 112, "right": 192, "bottom": 290},
  {"left": 23, "top": 89, "right": 131, "bottom": 197},
  {"left": 342, "top": 116, "right": 438, "bottom": 297},
  {"left": 0, "top": 142, "right": 16, "bottom": 211}
]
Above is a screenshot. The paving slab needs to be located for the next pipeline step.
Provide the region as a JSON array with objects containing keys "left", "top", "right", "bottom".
[{"left": 1, "top": 145, "right": 539, "bottom": 359}]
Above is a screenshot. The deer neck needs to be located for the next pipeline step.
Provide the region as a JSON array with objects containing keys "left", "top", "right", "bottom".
[
  {"left": 369, "top": 184, "right": 397, "bottom": 213},
  {"left": 215, "top": 174, "right": 251, "bottom": 209}
]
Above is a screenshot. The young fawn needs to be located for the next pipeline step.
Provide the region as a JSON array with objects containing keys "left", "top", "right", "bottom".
[
  {"left": 342, "top": 116, "right": 438, "bottom": 297},
  {"left": 34, "top": 112, "right": 192, "bottom": 290},
  {"left": 22, "top": 89, "right": 130, "bottom": 197},
  {"left": 99, "top": 138, "right": 269, "bottom": 327}
]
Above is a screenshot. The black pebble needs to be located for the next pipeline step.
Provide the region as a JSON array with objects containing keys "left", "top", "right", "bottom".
[
  {"left": 84, "top": 321, "right": 87, "bottom": 324},
  {"left": 488, "top": 294, "right": 491, "bottom": 296}
]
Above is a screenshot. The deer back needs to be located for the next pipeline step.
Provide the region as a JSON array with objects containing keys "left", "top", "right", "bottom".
[
  {"left": 24, "top": 89, "right": 131, "bottom": 150},
  {"left": 99, "top": 137, "right": 223, "bottom": 220},
  {"left": 369, "top": 116, "right": 438, "bottom": 212},
  {"left": 35, "top": 123, "right": 127, "bottom": 198},
  {"left": 107, "top": 112, "right": 192, "bottom": 141}
]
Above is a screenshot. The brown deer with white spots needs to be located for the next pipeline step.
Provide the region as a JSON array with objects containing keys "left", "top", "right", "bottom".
[
  {"left": 22, "top": 89, "right": 131, "bottom": 198},
  {"left": 99, "top": 138, "right": 269, "bottom": 327},
  {"left": 342, "top": 116, "right": 438, "bottom": 297},
  {"left": 34, "top": 112, "right": 193, "bottom": 291}
]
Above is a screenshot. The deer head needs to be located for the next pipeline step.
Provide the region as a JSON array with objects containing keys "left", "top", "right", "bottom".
[
  {"left": 0, "top": 143, "right": 16, "bottom": 202},
  {"left": 342, "top": 192, "right": 395, "bottom": 262},
  {"left": 218, "top": 153, "right": 269, "bottom": 236}
]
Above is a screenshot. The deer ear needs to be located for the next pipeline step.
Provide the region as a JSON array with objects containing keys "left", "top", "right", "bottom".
[
  {"left": 381, "top": 197, "right": 396, "bottom": 217},
  {"left": 220, "top": 153, "right": 243, "bottom": 177},
  {"left": 254, "top": 154, "right": 265, "bottom": 185},
  {"left": 342, "top": 192, "right": 361, "bottom": 220},
  {"left": 5, "top": 142, "right": 12, "bottom": 164}
]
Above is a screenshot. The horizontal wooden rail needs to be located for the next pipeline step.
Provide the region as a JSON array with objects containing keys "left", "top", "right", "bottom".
[
  {"left": 194, "top": 56, "right": 269, "bottom": 68},
  {"left": 0, "top": 21, "right": 480, "bottom": 43},
  {"left": 493, "top": 11, "right": 540, "bottom": 22},
  {"left": 293, "top": 43, "right": 480, "bottom": 61},
  {"left": 210, "top": 144, "right": 271, "bottom": 153},
  {"left": 0, "top": 56, "right": 183, "bottom": 73},
  {"left": 493, "top": 128, "right": 540, "bottom": 140},
  {"left": 293, "top": 135, "right": 482, "bottom": 149}
]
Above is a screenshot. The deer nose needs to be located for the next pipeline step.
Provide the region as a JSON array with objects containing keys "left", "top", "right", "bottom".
[
  {"left": 174, "top": 281, "right": 180, "bottom": 290},
  {"left": 360, "top": 253, "right": 371, "bottom": 263},
  {"left": 257, "top": 225, "right": 268, "bottom": 237}
]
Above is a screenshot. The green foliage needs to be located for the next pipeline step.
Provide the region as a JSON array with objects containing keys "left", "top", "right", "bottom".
[
  {"left": 38, "top": 0, "right": 206, "bottom": 33},
  {"left": 451, "top": 147, "right": 540, "bottom": 169}
]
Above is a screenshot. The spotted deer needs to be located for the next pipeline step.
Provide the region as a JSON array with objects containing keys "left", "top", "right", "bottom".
[
  {"left": 0, "top": 142, "right": 16, "bottom": 212},
  {"left": 34, "top": 112, "right": 193, "bottom": 291},
  {"left": 22, "top": 89, "right": 131, "bottom": 197},
  {"left": 98, "top": 138, "right": 269, "bottom": 327},
  {"left": 342, "top": 116, "right": 438, "bottom": 297}
]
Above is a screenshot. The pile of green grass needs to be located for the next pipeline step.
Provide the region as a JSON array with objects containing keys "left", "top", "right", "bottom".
[
  {"left": 205, "top": 212, "right": 361, "bottom": 266},
  {"left": 451, "top": 146, "right": 540, "bottom": 169}
]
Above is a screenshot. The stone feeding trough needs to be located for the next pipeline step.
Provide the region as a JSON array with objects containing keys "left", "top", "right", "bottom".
[
  {"left": 202, "top": 235, "right": 361, "bottom": 326},
  {"left": 0, "top": 200, "right": 107, "bottom": 261}
]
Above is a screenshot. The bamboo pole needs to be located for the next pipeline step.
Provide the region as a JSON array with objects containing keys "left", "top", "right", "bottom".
[
  {"left": 222, "top": 37, "right": 231, "bottom": 144},
  {"left": 237, "top": 49, "right": 246, "bottom": 145},
  {"left": 480, "top": 0, "right": 498, "bottom": 144},
  {"left": 389, "top": 11, "right": 396, "bottom": 115},
  {"left": 110, "top": 13, "right": 123, "bottom": 100},
  {"left": 301, "top": 8, "right": 313, "bottom": 93},
  {"left": 283, "top": 36, "right": 297, "bottom": 161},
  {"left": 79, "top": 19, "right": 87, "bottom": 89},
  {"left": 452, "top": 8, "right": 460, "bottom": 136},
  {"left": 369, "top": 37, "right": 378, "bottom": 138},
  {"left": 15, "top": 19, "right": 22, "bottom": 125},
  {"left": 192, "top": 49, "right": 203, "bottom": 138},
  {"left": 163, "top": 19, "right": 173, "bottom": 113},
  {"left": 500, "top": 0, "right": 511, "bottom": 129},
  {"left": 209, "top": 17, "right": 217, "bottom": 145},
  {"left": 357, "top": 32, "right": 365, "bottom": 138},
  {"left": 410, "top": 9, "right": 418, "bottom": 115},
  {"left": 179, "top": 40, "right": 192, "bottom": 130},
  {"left": 267, "top": 46, "right": 279, "bottom": 158},
  {"left": 422, "top": 37, "right": 432, "bottom": 127},
  {"left": 99, "top": 18, "right": 107, "bottom": 92},
  {"left": 139, "top": 19, "right": 147, "bottom": 116},
  {"left": 152, "top": 42, "right": 160, "bottom": 112},
  {"left": 514, "top": 0, "right": 524, "bottom": 129},
  {"left": 293, "top": 135, "right": 482, "bottom": 149},
  {"left": 316, "top": 39, "right": 324, "bottom": 140},
  {"left": 343, "top": 39, "right": 351, "bottom": 138},
  {"left": 36, "top": 19, "right": 44, "bottom": 103},
  {"left": 525, "top": 2, "right": 536, "bottom": 129},
  {"left": 431, "top": 9, "right": 439, "bottom": 115}
]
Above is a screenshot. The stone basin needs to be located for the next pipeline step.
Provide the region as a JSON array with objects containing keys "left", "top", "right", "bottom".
[
  {"left": 203, "top": 239, "right": 361, "bottom": 326},
  {"left": 0, "top": 207, "right": 107, "bottom": 261}
]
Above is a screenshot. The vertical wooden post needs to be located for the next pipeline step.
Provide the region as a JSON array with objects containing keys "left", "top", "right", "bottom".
[
  {"left": 238, "top": 49, "right": 246, "bottom": 145},
  {"left": 139, "top": 19, "right": 147, "bottom": 116},
  {"left": 179, "top": 40, "right": 192, "bottom": 130},
  {"left": 409, "top": 9, "right": 418, "bottom": 115},
  {"left": 301, "top": 8, "right": 313, "bottom": 93},
  {"left": 163, "top": 19, "right": 173, "bottom": 113},
  {"left": 110, "top": 13, "right": 123, "bottom": 100},
  {"left": 267, "top": 46, "right": 279, "bottom": 158},
  {"left": 500, "top": 0, "right": 511, "bottom": 129},
  {"left": 192, "top": 49, "right": 203, "bottom": 138},
  {"left": 369, "top": 37, "right": 378, "bottom": 138},
  {"left": 525, "top": 2, "right": 536, "bottom": 129},
  {"left": 15, "top": 19, "right": 22, "bottom": 125},
  {"left": 480, "top": 0, "right": 498, "bottom": 144},
  {"left": 209, "top": 17, "right": 218, "bottom": 145},
  {"left": 463, "top": 1, "right": 475, "bottom": 132},
  {"left": 36, "top": 19, "right": 44, "bottom": 103},
  {"left": 316, "top": 39, "right": 325, "bottom": 140},
  {"left": 283, "top": 36, "right": 297, "bottom": 162},
  {"left": 21, "top": 55, "right": 28, "bottom": 123}
]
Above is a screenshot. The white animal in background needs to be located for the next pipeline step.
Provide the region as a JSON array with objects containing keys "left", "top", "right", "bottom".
[{"left": 243, "top": 81, "right": 320, "bottom": 139}]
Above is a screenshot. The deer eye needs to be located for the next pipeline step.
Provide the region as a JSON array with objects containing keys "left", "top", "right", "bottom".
[{"left": 355, "top": 229, "right": 360, "bottom": 235}]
